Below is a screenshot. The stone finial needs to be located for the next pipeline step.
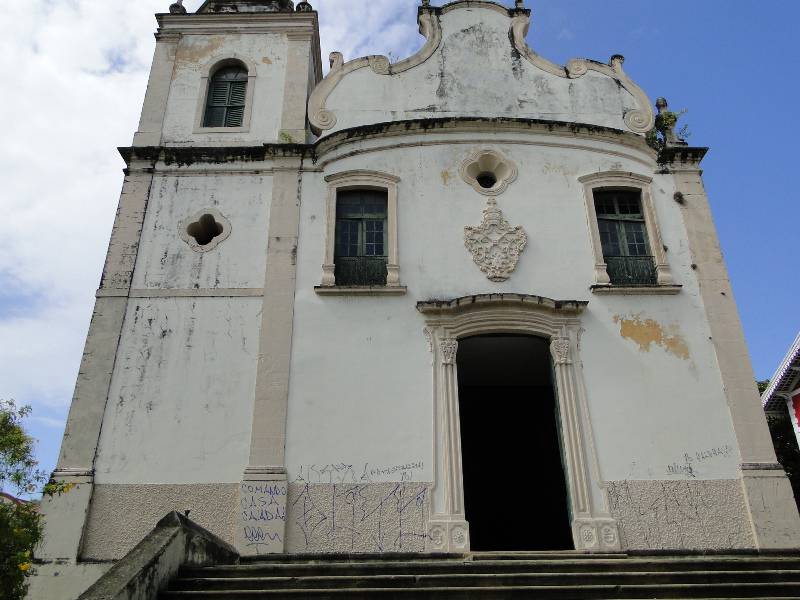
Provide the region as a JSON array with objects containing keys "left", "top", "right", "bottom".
[
  {"left": 421, "top": 0, "right": 431, "bottom": 7},
  {"left": 515, "top": 0, "right": 525, "bottom": 8},
  {"left": 296, "top": 0, "right": 312, "bottom": 11},
  {"left": 169, "top": 0, "right": 187, "bottom": 14}
]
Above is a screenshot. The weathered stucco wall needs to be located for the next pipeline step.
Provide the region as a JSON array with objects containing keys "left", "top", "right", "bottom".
[
  {"left": 82, "top": 483, "right": 239, "bottom": 560},
  {"left": 46, "top": 1, "right": 798, "bottom": 567},
  {"left": 91, "top": 169, "right": 270, "bottom": 485},
  {"left": 163, "top": 33, "right": 287, "bottom": 144},
  {"left": 131, "top": 173, "right": 271, "bottom": 290},
  {"left": 94, "top": 296, "right": 261, "bottom": 484},
  {"left": 287, "top": 131, "right": 742, "bottom": 487},
  {"left": 81, "top": 134, "right": 757, "bottom": 556}
]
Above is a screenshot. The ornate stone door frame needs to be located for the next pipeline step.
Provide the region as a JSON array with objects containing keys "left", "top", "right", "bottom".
[{"left": 417, "top": 294, "right": 620, "bottom": 553}]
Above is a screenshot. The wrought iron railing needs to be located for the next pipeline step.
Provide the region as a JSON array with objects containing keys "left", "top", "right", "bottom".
[
  {"left": 335, "top": 256, "right": 388, "bottom": 286},
  {"left": 604, "top": 256, "right": 657, "bottom": 285}
]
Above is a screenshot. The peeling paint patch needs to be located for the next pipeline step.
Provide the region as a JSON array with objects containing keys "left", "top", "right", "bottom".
[
  {"left": 613, "top": 314, "right": 689, "bottom": 360},
  {"left": 441, "top": 170, "right": 451, "bottom": 185},
  {"left": 262, "top": 56, "right": 272, "bottom": 65},
  {"left": 176, "top": 36, "right": 226, "bottom": 63}
]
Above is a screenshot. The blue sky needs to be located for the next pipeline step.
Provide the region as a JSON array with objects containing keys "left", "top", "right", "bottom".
[{"left": 1, "top": 0, "right": 798, "bottom": 492}]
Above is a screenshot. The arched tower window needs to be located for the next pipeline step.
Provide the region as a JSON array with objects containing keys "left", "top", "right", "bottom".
[{"left": 203, "top": 65, "right": 248, "bottom": 128}]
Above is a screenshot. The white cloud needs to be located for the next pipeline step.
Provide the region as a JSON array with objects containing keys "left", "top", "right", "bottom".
[
  {"left": 318, "top": 0, "right": 421, "bottom": 64},
  {"left": 0, "top": 0, "right": 416, "bottom": 471}
]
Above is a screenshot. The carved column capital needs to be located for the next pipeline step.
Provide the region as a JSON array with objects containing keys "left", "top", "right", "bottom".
[
  {"left": 440, "top": 339, "right": 458, "bottom": 365},
  {"left": 550, "top": 337, "right": 571, "bottom": 365}
]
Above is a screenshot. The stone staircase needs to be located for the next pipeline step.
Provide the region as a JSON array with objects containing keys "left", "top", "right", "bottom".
[{"left": 159, "top": 551, "right": 800, "bottom": 598}]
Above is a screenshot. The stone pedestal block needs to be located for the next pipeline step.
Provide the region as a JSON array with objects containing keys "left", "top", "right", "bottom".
[
  {"left": 237, "top": 469, "right": 288, "bottom": 555},
  {"left": 36, "top": 469, "right": 94, "bottom": 561}
]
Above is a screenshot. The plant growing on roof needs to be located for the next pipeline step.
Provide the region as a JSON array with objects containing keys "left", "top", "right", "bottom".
[{"left": 646, "top": 97, "right": 690, "bottom": 153}]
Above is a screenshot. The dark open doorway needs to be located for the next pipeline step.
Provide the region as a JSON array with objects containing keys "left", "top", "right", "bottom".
[{"left": 457, "top": 335, "right": 573, "bottom": 551}]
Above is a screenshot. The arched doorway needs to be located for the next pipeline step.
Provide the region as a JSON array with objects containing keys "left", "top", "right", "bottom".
[
  {"left": 418, "top": 294, "right": 620, "bottom": 553},
  {"left": 457, "top": 334, "right": 573, "bottom": 550}
]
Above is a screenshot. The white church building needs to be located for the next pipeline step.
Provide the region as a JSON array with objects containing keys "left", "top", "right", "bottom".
[{"left": 31, "top": 0, "right": 800, "bottom": 597}]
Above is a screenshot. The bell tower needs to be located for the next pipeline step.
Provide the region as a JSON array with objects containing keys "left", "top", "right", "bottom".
[{"left": 32, "top": 1, "right": 321, "bottom": 597}]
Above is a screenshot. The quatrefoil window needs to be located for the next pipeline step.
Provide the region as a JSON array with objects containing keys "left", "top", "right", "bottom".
[
  {"left": 179, "top": 208, "right": 231, "bottom": 252},
  {"left": 459, "top": 149, "right": 518, "bottom": 196}
]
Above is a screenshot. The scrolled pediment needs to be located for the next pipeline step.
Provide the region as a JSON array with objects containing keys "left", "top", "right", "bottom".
[{"left": 308, "top": 1, "right": 653, "bottom": 136}]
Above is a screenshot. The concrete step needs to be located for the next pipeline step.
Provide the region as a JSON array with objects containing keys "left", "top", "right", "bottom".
[
  {"left": 169, "top": 569, "right": 800, "bottom": 591},
  {"left": 470, "top": 551, "right": 627, "bottom": 561},
  {"left": 160, "top": 582, "right": 800, "bottom": 599},
  {"left": 239, "top": 553, "right": 466, "bottom": 564},
  {"left": 182, "top": 556, "right": 800, "bottom": 579}
]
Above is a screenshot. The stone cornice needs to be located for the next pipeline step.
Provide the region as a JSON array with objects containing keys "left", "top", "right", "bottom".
[
  {"left": 118, "top": 117, "right": 656, "bottom": 167},
  {"left": 434, "top": 0, "right": 530, "bottom": 18},
  {"left": 659, "top": 145, "right": 709, "bottom": 168},
  {"left": 117, "top": 144, "right": 312, "bottom": 166},
  {"left": 416, "top": 294, "right": 588, "bottom": 316},
  {"left": 315, "top": 117, "right": 654, "bottom": 160},
  {"left": 156, "top": 11, "right": 318, "bottom": 35}
]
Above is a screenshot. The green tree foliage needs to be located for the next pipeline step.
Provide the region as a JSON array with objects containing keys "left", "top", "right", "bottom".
[
  {"left": 0, "top": 501, "right": 42, "bottom": 600},
  {"left": 0, "top": 399, "right": 44, "bottom": 599},
  {"left": 0, "top": 399, "right": 72, "bottom": 600},
  {"left": 1, "top": 400, "right": 43, "bottom": 493}
]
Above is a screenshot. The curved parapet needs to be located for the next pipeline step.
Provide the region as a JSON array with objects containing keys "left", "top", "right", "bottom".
[
  {"left": 308, "top": 10, "right": 442, "bottom": 133},
  {"left": 308, "top": 0, "right": 654, "bottom": 137},
  {"left": 510, "top": 13, "right": 654, "bottom": 133}
]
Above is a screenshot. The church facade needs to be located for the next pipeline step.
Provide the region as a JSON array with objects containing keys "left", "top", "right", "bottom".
[{"left": 32, "top": 1, "right": 800, "bottom": 597}]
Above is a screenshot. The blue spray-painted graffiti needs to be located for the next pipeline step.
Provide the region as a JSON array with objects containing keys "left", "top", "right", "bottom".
[
  {"left": 239, "top": 482, "right": 287, "bottom": 553},
  {"left": 288, "top": 482, "right": 429, "bottom": 553}
]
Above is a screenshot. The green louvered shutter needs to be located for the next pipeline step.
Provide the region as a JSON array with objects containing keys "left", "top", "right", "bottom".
[
  {"left": 203, "top": 66, "right": 248, "bottom": 128},
  {"left": 225, "top": 80, "right": 247, "bottom": 127}
]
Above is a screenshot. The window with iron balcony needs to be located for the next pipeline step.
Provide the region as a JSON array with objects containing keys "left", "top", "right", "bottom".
[
  {"left": 316, "top": 170, "right": 405, "bottom": 296},
  {"left": 578, "top": 171, "right": 679, "bottom": 295},
  {"left": 594, "top": 190, "right": 656, "bottom": 286},
  {"left": 334, "top": 190, "right": 388, "bottom": 286}
]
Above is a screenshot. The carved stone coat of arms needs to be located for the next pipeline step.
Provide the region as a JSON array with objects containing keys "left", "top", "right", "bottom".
[{"left": 464, "top": 199, "right": 527, "bottom": 282}]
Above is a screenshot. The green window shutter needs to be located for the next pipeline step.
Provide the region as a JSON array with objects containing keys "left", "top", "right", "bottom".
[
  {"left": 210, "top": 80, "right": 229, "bottom": 106},
  {"left": 203, "top": 67, "right": 248, "bottom": 128},
  {"left": 225, "top": 105, "right": 245, "bottom": 127},
  {"left": 229, "top": 80, "right": 247, "bottom": 106}
]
